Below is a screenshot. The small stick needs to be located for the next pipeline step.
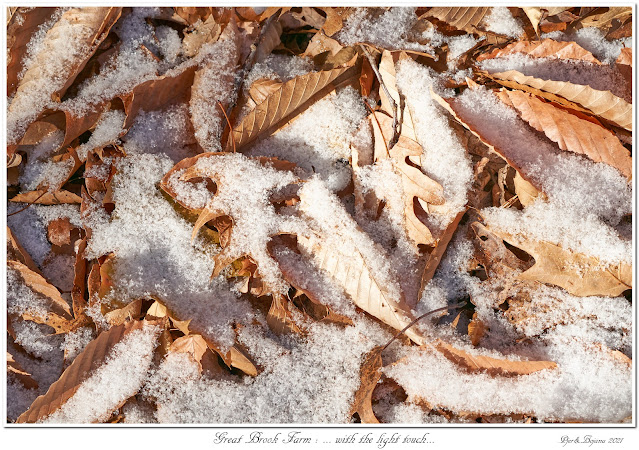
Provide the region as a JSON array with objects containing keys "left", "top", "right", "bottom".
[
  {"left": 8, "top": 190, "right": 46, "bottom": 217},
  {"left": 381, "top": 300, "right": 468, "bottom": 352},
  {"left": 360, "top": 44, "right": 399, "bottom": 148},
  {"left": 364, "top": 100, "right": 390, "bottom": 158},
  {"left": 218, "top": 100, "right": 236, "bottom": 153}
]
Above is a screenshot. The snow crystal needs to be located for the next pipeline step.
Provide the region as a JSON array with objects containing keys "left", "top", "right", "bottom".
[
  {"left": 190, "top": 37, "right": 239, "bottom": 152},
  {"left": 483, "top": 7, "right": 523, "bottom": 39},
  {"left": 338, "top": 7, "right": 432, "bottom": 53},
  {"left": 12, "top": 320, "right": 63, "bottom": 360},
  {"left": 76, "top": 109, "right": 126, "bottom": 161},
  {"left": 84, "top": 153, "right": 257, "bottom": 350},
  {"left": 247, "top": 86, "right": 367, "bottom": 192},
  {"left": 395, "top": 58, "right": 473, "bottom": 230},
  {"left": 172, "top": 153, "right": 308, "bottom": 293},
  {"left": 61, "top": 326, "right": 96, "bottom": 363},
  {"left": 245, "top": 54, "right": 314, "bottom": 87},
  {"left": 144, "top": 321, "right": 388, "bottom": 423},
  {"left": 386, "top": 337, "right": 631, "bottom": 422},
  {"left": 17, "top": 130, "right": 65, "bottom": 191},
  {"left": 7, "top": 265, "right": 50, "bottom": 318},
  {"left": 122, "top": 104, "right": 197, "bottom": 162},
  {"left": 42, "top": 324, "right": 161, "bottom": 423}
]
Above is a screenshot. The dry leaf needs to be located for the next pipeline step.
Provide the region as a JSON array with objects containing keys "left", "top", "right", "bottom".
[
  {"left": 266, "top": 294, "right": 304, "bottom": 335},
  {"left": 468, "top": 312, "right": 487, "bottom": 346},
  {"left": 490, "top": 228, "right": 632, "bottom": 297},
  {"left": 227, "top": 57, "right": 359, "bottom": 151},
  {"left": 576, "top": 7, "right": 632, "bottom": 31},
  {"left": 248, "top": 78, "right": 283, "bottom": 108},
  {"left": 426, "top": 7, "right": 513, "bottom": 42},
  {"left": 378, "top": 50, "right": 418, "bottom": 141},
  {"left": 7, "top": 352, "right": 39, "bottom": 390},
  {"left": 170, "top": 334, "right": 225, "bottom": 376},
  {"left": 8, "top": 7, "right": 122, "bottom": 143},
  {"left": 7, "top": 226, "right": 41, "bottom": 275},
  {"left": 254, "top": 18, "right": 283, "bottom": 63},
  {"left": 484, "top": 70, "right": 632, "bottom": 131},
  {"left": 497, "top": 89, "right": 631, "bottom": 179},
  {"left": 513, "top": 171, "right": 545, "bottom": 207},
  {"left": 349, "top": 346, "right": 382, "bottom": 423},
  {"left": 10, "top": 189, "right": 82, "bottom": 205},
  {"left": 477, "top": 39, "right": 601, "bottom": 64},
  {"left": 104, "top": 299, "right": 143, "bottom": 327},
  {"left": 370, "top": 112, "right": 445, "bottom": 247},
  {"left": 182, "top": 15, "right": 222, "bottom": 57},
  {"left": 7, "top": 7, "right": 58, "bottom": 97},
  {"left": 16, "top": 320, "right": 159, "bottom": 423}
]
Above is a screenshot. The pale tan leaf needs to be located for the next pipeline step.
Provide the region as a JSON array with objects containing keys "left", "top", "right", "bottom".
[
  {"left": 16, "top": 320, "right": 159, "bottom": 423},
  {"left": 485, "top": 70, "right": 632, "bottom": 131},
  {"left": 248, "top": 78, "right": 283, "bottom": 108},
  {"left": 378, "top": 50, "right": 418, "bottom": 142},
  {"left": 7, "top": 226, "right": 41, "bottom": 275},
  {"left": 10, "top": 189, "right": 82, "bottom": 205},
  {"left": 266, "top": 294, "right": 304, "bottom": 335},
  {"left": 522, "top": 7, "right": 543, "bottom": 35},
  {"left": 104, "top": 299, "right": 143, "bottom": 327},
  {"left": 8, "top": 7, "right": 122, "bottom": 143},
  {"left": 296, "top": 231, "right": 423, "bottom": 345},
  {"left": 71, "top": 238, "right": 88, "bottom": 318},
  {"left": 319, "top": 7, "right": 354, "bottom": 36},
  {"left": 227, "top": 58, "right": 359, "bottom": 151},
  {"left": 170, "top": 334, "right": 225, "bottom": 376},
  {"left": 433, "top": 340, "right": 557, "bottom": 376},
  {"left": 370, "top": 112, "right": 445, "bottom": 247},
  {"left": 349, "top": 346, "right": 382, "bottom": 423},
  {"left": 7, "top": 352, "right": 39, "bottom": 390},
  {"left": 491, "top": 229, "right": 632, "bottom": 297},
  {"left": 182, "top": 15, "right": 222, "bottom": 57},
  {"left": 303, "top": 31, "right": 345, "bottom": 58},
  {"left": 577, "top": 7, "right": 632, "bottom": 31},
  {"left": 616, "top": 47, "right": 632, "bottom": 67},
  {"left": 477, "top": 38, "right": 601, "bottom": 64},
  {"left": 427, "top": 7, "right": 492, "bottom": 33},
  {"left": 497, "top": 89, "right": 631, "bottom": 179},
  {"left": 513, "top": 171, "right": 545, "bottom": 207}
]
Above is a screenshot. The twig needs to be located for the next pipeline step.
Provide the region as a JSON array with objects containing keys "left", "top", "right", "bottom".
[
  {"left": 364, "top": 99, "right": 390, "bottom": 158},
  {"left": 8, "top": 190, "right": 47, "bottom": 217},
  {"left": 360, "top": 44, "right": 399, "bottom": 148},
  {"left": 381, "top": 300, "right": 468, "bottom": 352},
  {"left": 218, "top": 100, "right": 236, "bottom": 153}
]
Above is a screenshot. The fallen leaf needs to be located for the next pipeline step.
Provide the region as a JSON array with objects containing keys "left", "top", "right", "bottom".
[
  {"left": 16, "top": 320, "right": 160, "bottom": 423},
  {"left": 477, "top": 38, "right": 601, "bottom": 64},
  {"left": 7, "top": 7, "right": 58, "bottom": 97},
  {"left": 426, "top": 7, "right": 513, "bottom": 42},
  {"left": 248, "top": 78, "right": 283, "bottom": 108},
  {"left": 104, "top": 299, "right": 143, "bottom": 327},
  {"left": 497, "top": 89, "right": 631, "bottom": 179},
  {"left": 10, "top": 189, "right": 82, "bottom": 205},
  {"left": 7, "top": 226, "right": 41, "bottom": 275},
  {"left": 227, "top": 57, "right": 359, "bottom": 151},
  {"left": 468, "top": 312, "right": 487, "bottom": 346},
  {"left": 483, "top": 69, "right": 632, "bottom": 131},
  {"left": 349, "top": 346, "right": 382, "bottom": 423},
  {"left": 490, "top": 228, "right": 632, "bottom": 297},
  {"left": 513, "top": 171, "right": 545, "bottom": 207},
  {"left": 7, "top": 352, "right": 39, "bottom": 390},
  {"left": 170, "top": 334, "right": 225, "bottom": 376},
  {"left": 182, "top": 15, "right": 222, "bottom": 57},
  {"left": 575, "top": 7, "right": 632, "bottom": 31},
  {"left": 266, "top": 294, "right": 305, "bottom": 335}
]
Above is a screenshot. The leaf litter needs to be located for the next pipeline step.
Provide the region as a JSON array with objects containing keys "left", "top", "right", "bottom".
[{"left": 5, "top": 6, "right": 633, "bottom": 424}]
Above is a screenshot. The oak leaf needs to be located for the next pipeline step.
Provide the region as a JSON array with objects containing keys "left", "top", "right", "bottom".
[{"left": 490, "top": 228, "right": 632, "bottom": 297}]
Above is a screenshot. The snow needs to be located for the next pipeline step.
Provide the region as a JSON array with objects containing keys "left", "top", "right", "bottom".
[
  {"left": 42, "top": 323, "right": 161, "bottom": 423},
  {"left": 76, "top": 109, "right": 126, "bottom": 161},
  {"left": 245, "top": 54, "right": 314, "bottom": 87},
  {"left": 484, "top": 7, "right": 523, "bottom": 39},
  {"left": 543, "top": 27, "right": 632, "bottom": 64},
  {"left": 338, "top": 7, "right": 433, "bottom": 53}
]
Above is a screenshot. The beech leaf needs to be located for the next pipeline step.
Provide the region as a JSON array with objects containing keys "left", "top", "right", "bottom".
[{"left": 477, "top": 38, "right": 601, "bottom": 64}]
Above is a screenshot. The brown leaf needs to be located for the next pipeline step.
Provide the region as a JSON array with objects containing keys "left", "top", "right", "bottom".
[
  {"left": 7, "top": 351, "right": 39, "bottom": 390},
  {"left": 7, "top": 226, "right": 41, "bottom": 275},
  {"left": 497, "top": 89, "right": 631, "bottom": 179},
  {"left": 170, "top": 334, "right": 225, "bottom": 376},
  {"left": 254, "top": 17, "right": 283, "bottom": 63},
  {"left": 104, "top": 299, "right": 143, "bottom": 327},
  {"left": 378, "top": 50, "right": 418, "bottom": 141},
  {"left": 227, "top": 57, "right": 360, "bottom": 151},
  {"left": 419, "top": 209, "right": 466, "bottom": 298},
  {"left": 320, "top": 8, "right": 354, "bottom": 36},
  {"left": 477, "top": 38, "right": 601, "bottom": 64},
  {"left": 491, "top": 228, "right": 632, "bottom": 297},
  {"left": 266, "top": 294, "right": 304, "bottom": 335},
  {"left": 71, "top": 238, "right": 88, "bottom": 318},
  {"left": 433, "top": 340, "right": 556, "bottom": 376},
  {"left": 8, "top": 260, "right": 72, "bottom": 319},
  {"left": 370, "top": 112, "right": 445, "bottom": 247},
  {"left": 468, "top": 312, "right": 487, "bottom": 346},
  {"left": 7, "top": 7, "right": 58, "bottom": 97},
  {"left": 47, "top": 217, "right": 75, "bottom": 247},
  {"left": 10, "top": 189, "right": 82, "bottom": 205},
  {"left": 182, "top": 15, "right": 222, "bottom": 57},
  {"left": 349, "top": 346, "right": 382, "bottom": 423},
  {"left": 484, "top": 70, "right": 632, "bottom": 131},
  {"left": 576, "top": 7, "right": 632, "bottom": 31},
  {"left": 16, "top": 320, "right": 160, "bottom": 423},
  {"left": 248, "top": 78, "right": 283, "bottom": 108},
  {"left": 427, "top": 7, "right": 514, "bottom": 42},
  {"left": 8, "top": 7, "right": 122, "bottom": 143}
]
